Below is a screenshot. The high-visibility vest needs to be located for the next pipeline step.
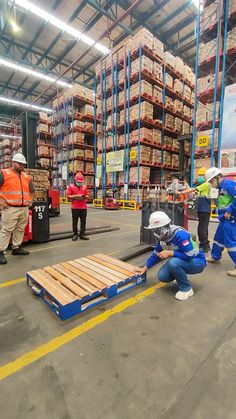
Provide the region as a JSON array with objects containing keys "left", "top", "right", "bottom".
[{"left": 0, "top": 168, "right": 32, "bottom": 207}]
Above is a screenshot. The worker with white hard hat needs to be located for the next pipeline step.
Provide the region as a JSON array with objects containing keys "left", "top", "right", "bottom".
[
  {"left": 134, "top": 211, "right": 206, "bottom": 301},
  {"left": 0, "top": 153, "right": 35, "bottom": 265},
  {"left": 205, "top": 167, "right": 236, "bottom": 277}
]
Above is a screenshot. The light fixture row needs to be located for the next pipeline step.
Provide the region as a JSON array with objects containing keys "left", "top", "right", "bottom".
[{"left": 11, "top": 0, "right": 110, "bottom": 54}]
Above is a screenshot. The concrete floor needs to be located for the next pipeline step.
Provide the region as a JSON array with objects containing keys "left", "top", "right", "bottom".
[{"left": 0, "top": 207, "right": 236, "bottom": 419}]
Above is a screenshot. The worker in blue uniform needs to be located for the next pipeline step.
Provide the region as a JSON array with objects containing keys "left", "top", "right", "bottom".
[
  {"left": 205, "top": 167, "right": 236, "bottom": 277},
  {"left": 134, "top": 211, "right": 206, "bottom": 301}
]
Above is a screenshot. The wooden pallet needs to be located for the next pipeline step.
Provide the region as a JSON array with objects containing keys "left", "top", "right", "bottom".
[{"left": 26, "top": 254, "right": 146, "bottom": 320}]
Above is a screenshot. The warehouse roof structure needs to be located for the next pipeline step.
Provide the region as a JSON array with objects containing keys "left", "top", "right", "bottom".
[{"left": 0, "top": 0, "right": 198, "bottom": 108}]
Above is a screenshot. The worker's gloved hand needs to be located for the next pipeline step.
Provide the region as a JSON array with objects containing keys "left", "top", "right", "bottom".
[
  {"left": 133, "top": 266, "right": 147, "bottom": 275},
  {"left": 0, "top": 199, "right": 8, "bottom": 208},
  {"left": 158, "top": 250, "right": 173, "bottom": 260}
]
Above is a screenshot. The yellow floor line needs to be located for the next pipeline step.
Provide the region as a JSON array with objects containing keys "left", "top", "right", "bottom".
[
  {"left": 0, "top": 251, "right": 121, "bottom": 288},
  {"left": 0, "top": 277, "right": 25, "bottom": 288},
  {"left": 0, "top": 282, "right": 166, "bottom": 381}
]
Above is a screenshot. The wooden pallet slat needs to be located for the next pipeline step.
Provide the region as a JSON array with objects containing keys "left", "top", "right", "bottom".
[
  {"left": 59, "top": 263, "right": 98, "bottom": 294},
  {"left": 80, "top": 258, "right": 127, "bottom": 281},
  {"left": 43, "top": 266, "right": 87, "bottom": 299},
  {"left": 87, "top": 255, "right": 134, "bottom": 277},
  {"left": 54, "top": 263, "right": 106, "bottom": 291},
  {"left": 71, "top": 260, "right": 117, "bottom": 286},
  {"left": 28, "top": 269, "right": 76, "bottom": 305},
  {"left": 95, "top": 253, "right": 137, "bottom": 271}
]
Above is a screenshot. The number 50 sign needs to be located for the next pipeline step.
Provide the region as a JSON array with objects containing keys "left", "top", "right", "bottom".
[{"left": 197, "top": 135, "right": 209, "bottom": 147}]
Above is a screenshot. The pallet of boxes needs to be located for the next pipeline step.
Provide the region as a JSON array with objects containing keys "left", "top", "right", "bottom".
[{"left": 25, "top": 168, "right": 50, "bottom": 202}]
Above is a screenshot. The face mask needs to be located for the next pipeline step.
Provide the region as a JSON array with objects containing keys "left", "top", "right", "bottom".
[
  {"left": 75, "top": 182, "right": 83, "bottom": 187},
  {"left": 153, "top": 225, "right": 170, "bottom": 241},
  {"left": 197, "top": 176, "right": 204, "bottom": 183}
]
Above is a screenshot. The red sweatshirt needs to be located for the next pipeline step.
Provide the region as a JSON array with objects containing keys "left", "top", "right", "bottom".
[{"left": 67, "top": 184, "right": 88, "bottom": 209}]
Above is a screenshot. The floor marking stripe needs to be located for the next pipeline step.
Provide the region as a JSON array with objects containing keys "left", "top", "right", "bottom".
[
  {"left": 0, "top": 278, "right": 25, "bottom": 288},
  {"left": 0, "top": 282, "right": 166, "bottom": 381}
]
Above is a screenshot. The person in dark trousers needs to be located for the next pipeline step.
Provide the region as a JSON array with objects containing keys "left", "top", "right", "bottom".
[
  {"left": 67, "top": 173, "right": 89, "bottom": 241},
  {"left": 181, "top": 167, "right": 211, "bottom": 253}
]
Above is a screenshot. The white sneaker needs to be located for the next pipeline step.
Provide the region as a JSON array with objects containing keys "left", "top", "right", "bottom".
[
  {"left": 175, "top": 289, "right": 194, "bottom": 301},
  {"left": 227, "top": 269, "right": 236, "bottom": 277},
  {"left": 206, "top": 257, "right": 220, "bottom": 264}
]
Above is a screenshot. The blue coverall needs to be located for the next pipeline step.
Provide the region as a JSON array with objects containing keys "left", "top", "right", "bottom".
[
  {"left": 146, "top": 228, "right": 206, "bottom": 291},
  {"left": 211, "top": 178, "right": 236, "bottom": 267}
]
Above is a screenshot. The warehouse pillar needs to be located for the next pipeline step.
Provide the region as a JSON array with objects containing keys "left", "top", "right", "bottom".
[{"left": 21, "top": 111, "right": 39, "bottom": 169}]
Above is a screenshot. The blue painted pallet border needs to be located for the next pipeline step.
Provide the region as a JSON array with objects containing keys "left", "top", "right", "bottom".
[{"left": 26, "top": 272, "right": 146, "bottom": 320}]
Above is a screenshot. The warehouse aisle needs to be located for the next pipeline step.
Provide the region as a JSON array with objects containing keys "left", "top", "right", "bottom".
[{"left": 0, "top": 209, "right": 236, "bottom": 419}]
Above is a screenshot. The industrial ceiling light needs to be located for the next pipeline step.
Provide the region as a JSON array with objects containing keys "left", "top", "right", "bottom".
[
  {"left": 12, "top": 0, "right": 110, "bottom": 54},
  {"left": 0, "top": 96, "right": 52, "bottom": 113},
  {"left": 0, "top": 57, "right": 72, "bottom": 87},
  {"left": 9, "top": 18, "right": 21, "bottom": 32}
]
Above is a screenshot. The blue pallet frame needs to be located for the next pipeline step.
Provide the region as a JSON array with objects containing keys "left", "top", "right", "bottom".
[{"left": 26, "top": 272, "right": 147, "bottom": 320}]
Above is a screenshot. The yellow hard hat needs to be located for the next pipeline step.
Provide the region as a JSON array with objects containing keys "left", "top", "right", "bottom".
[{"left": 197, "top": 167, "right": 207, "bottom": 176}]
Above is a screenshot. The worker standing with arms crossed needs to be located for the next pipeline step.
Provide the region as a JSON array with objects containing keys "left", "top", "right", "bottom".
[
  {"left": 205, "top": 167, "right": 236, "bottom": 276},
  {"left": 180, "top": 167, "right": 211, "bottom": 253},
  {"left": 0, "top": 153, "right": 34, "bottom": 265},
  {"left": 134, "top": 211, "right": 206, "bottom": 300},
  {"left": 67, "top": 173, "right": 89, "bottom": 241}
]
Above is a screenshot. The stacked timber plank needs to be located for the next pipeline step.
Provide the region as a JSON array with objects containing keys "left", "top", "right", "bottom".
[{"left": 27, "top": 254, "right": 146, "bottom": 320}]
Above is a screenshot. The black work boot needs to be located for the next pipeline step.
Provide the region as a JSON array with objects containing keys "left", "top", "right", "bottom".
[
  {"left": 80, "top": 234, "right": 89, "bottom": 241},
  {"left": 0, "top": 252, "right": 7, "bottom": 264},
  {"left": 72, "top": 234, "right": 79, "bottom": 241},
  {"left": 12, "top": 246, "right": 29, "bottom": 256}
]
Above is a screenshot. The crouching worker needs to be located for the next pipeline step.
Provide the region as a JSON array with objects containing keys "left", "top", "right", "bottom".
[{"left": 135, "top": 211, "right": 207, "bottom": 301}]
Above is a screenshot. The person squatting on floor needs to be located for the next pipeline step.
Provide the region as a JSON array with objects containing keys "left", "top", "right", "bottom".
[
  {"left": 205, "top": 167, "right": 236, "bottom": 277},
  {"left": 181, "top": 167, "right": 211, "bottom": 253},
  {"left": 135, "top": 211, "right": 206, "bottom": 301},
  {"left": 67, "top": 173, "right": 89, "bottom": 241},
  {"left": 0, "top": 153, "right": 34, "bottom": 265}
]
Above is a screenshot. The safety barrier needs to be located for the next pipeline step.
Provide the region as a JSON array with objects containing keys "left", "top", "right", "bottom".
[
  {"left": 60, "top": 197, "right": 70, "bottom": 204},
  {"left": 211, "top": 203, "right": 218, "bottom": 218},
  {"left": 116, "top": 199, "right": 140, "bottom": 211},
  {"left": 92, "top": 198, "right": 103, "bottom": 208}
]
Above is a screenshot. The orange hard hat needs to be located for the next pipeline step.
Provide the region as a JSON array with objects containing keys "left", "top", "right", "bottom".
[{"left": 75, "top": 173, "right": 84, "bottom": 182}]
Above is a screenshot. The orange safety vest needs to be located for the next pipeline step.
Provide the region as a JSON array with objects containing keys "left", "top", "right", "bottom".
[{"left": 0, "top": 168, "right": 32, "bottom": 207}]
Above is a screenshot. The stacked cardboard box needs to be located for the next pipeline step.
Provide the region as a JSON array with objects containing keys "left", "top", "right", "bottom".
[
  {"left": 175, "top": 99, "right": 183, "bottom": 113},
  {"left": 173, "top": 79, "right": 183, "bottom": 95},
  {"left": 165, "top": 114, "right": 175, "bottom": 129},
  {"left": 129, "top": 166, "right": 150, "bottom": 183},
  {"left": 131, "top": 56, "right": 153, "bottom": 75},
  {"left": 165, "top": 73, "right": 173, "bottom": 88},
  {"left": 153, "top": 62, "right": 163, "bottom": 81},
  {"left": 84, "top": 162, "right": 94, "bottom": 173},
  {"left": 153, "top": 86, "right": 163, "bottom": 102},
  {"left": 163, "top": 151, "right": 172, "bottom": 165},
  {"left": 130, "top": 80, "right": 153, "bottom": 100},
  {"left": 171, "top": 154, "right": 179, "bottom": 168},
  {"left": 130, "top": 145, "right": 151, "bottom": 162},
  {"left": 151, "top": 149, "right": 162, "bottom": 164},
  {"left": 182, "top": 122, "right": 191, "bottom": 135},
  {"left": 132, "top": 28, "right": 154, "bottom": 51},
  {"left": 131, "top": 128, "right": 153, "bottom": 143},
  {"left": 165, "top": 96, "right": 174, "bottom": 109},
  {"left": 153, "top": 129, "right": 162, "bottom": 145},
  {"left": 74, "top": 161, "right": 84, "bottom": 172},
  {"left": 199, "top": 39, "right": 220, "bottom": 64},
  {"left": 164, "top": 136, "right": 173, "bottom": 147},
  {"left": 228, "top": 0, "right": 236, "bottom": 16},
  {"left": 200, "top": 3, "right": 218, "bottom": 31},
  {"left": 164, "top": 51, "right": 175, "bottom": 69},
  {"left": 129, "top": 102, "right": 154, "bottom": 122},
  {"left": 227, "top": 27, "right": 236, "bottom": 50},
  {"left": 25, "top": 168, "right": 50, "bottom": 201},
  {"left": 174, "top": 118, "right": 182, "bottom": 132}
]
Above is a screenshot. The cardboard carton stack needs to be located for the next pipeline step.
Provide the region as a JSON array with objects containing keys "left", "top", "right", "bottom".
[{"left": 25, "top": 168, "right": 50, "bottom": 201}]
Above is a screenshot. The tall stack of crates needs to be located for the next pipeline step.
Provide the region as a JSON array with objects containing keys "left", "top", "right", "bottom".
[
  {"left": 52, "top": 85, "right": 96, "bottom": 202},
  {"left": 95, "top": 28, "right": 194, "bottom": 203},
  {"left": 193, "top": 0, "right": 236, "bottom": 180}
]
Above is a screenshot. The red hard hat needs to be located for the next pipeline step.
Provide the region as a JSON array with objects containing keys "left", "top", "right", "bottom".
[{"left": 75, "top": 173, "right": 84, "bottom": 182}]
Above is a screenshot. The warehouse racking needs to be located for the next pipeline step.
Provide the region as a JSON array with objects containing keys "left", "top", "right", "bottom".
[
  {"left": 52, "top": 86, "right": 96, "bottom": 202},
  {"left": 95, "top": 29, "right": 194, "bottom": 203},
  {"left": 192, "top": 0, "right": 236, "bottom": 182}
]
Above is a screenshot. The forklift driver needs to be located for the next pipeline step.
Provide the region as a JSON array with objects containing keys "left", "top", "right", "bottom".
[{"left": 134, "top": 211, "right": 206, "bottom": 301}]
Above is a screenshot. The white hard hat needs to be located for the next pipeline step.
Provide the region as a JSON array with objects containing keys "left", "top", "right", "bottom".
[
  {"left": 205, "top": 167, "right": 222, "bottom": 182},
  {"left": 12, "top": 153, "right": 27, "bottom": 165},
  {"left": 146, "top": 211, "right": 171, "bottom": 230}
]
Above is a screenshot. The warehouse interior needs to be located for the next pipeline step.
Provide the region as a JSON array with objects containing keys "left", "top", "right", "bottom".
[{"left": 1, "top": 1, "right": 236, "bottom": 418}]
